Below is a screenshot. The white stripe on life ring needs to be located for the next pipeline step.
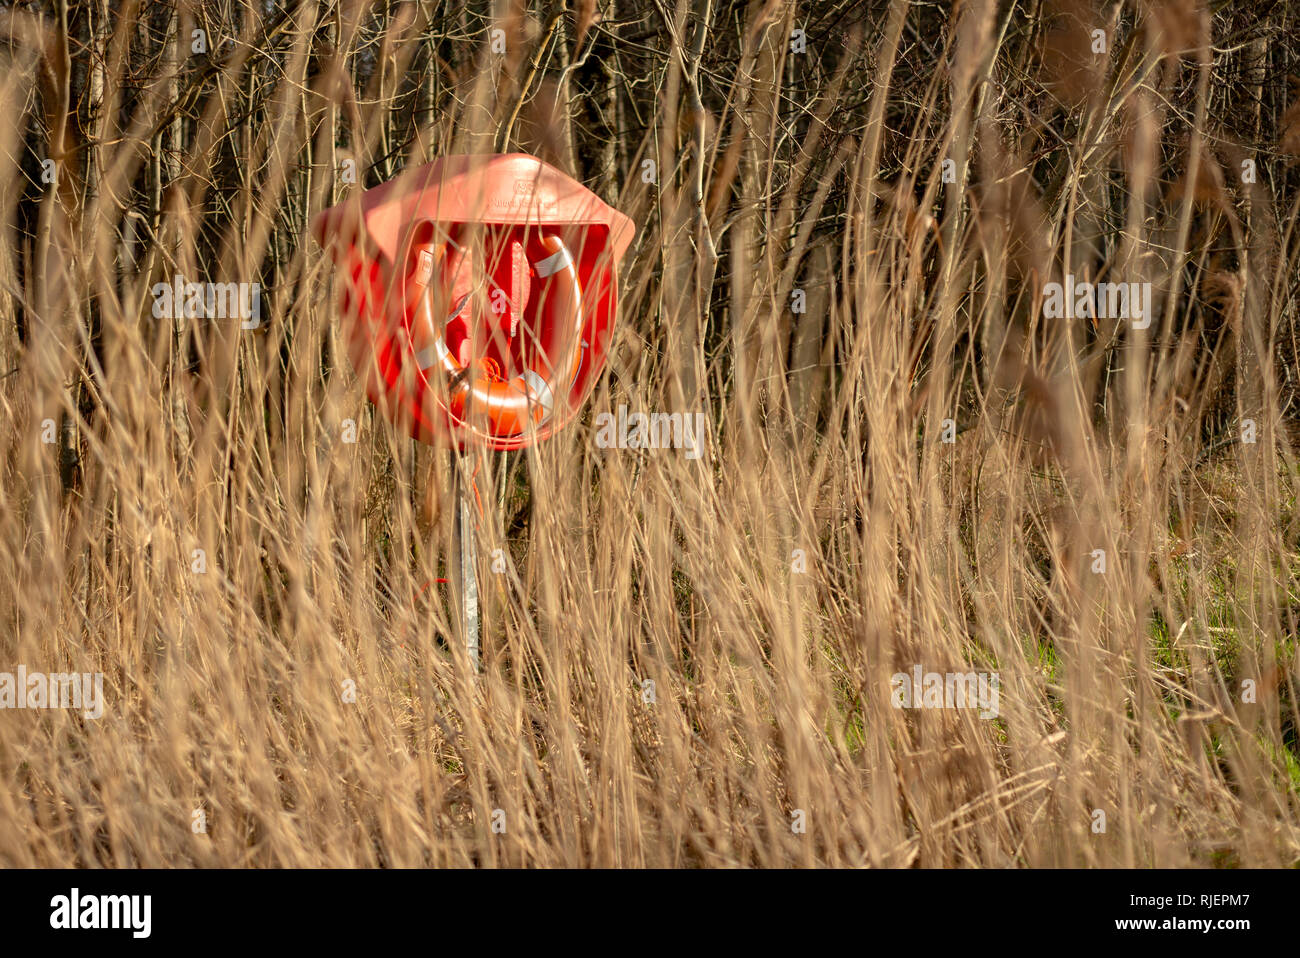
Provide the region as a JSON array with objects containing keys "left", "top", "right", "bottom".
[
  {"left": 415, "top": 336, "right": 451, "bottom": 371},
  {"left": 533, "top": 247, "right": 574, "bottom": 277},
  {"left": 521, "top": 370, "right": 555, "bottom": 422}
]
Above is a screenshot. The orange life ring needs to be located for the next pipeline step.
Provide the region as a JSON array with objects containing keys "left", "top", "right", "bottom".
[{"left": 403, "top": 229, "right": 585, "bottom": 441}]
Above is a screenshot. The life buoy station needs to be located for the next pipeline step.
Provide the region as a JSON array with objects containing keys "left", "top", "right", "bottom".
[
  {"left": 311, "top": 153, "right": 634, "bottom": 451},
  {"left": 311, "top": 153, "right": 636, "bottom": 669}
]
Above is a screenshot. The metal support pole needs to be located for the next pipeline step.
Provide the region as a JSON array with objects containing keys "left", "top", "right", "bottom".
[{"left": 451, "top": 454, "right": 480, "bottom": 672}]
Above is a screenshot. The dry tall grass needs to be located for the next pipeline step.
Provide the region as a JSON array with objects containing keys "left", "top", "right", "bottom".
[{"left": 1, "top": 0, "right": 1298, "bottom": 867}]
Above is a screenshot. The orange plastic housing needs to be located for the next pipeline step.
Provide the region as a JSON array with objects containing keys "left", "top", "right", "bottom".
[{"left": 311, "top": 153, "right": 635, "bottom": 450}]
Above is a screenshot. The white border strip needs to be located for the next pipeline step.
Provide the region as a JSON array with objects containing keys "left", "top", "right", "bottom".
[{"left": 533, "top": 247, "right": 574, "bottom": 278}]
